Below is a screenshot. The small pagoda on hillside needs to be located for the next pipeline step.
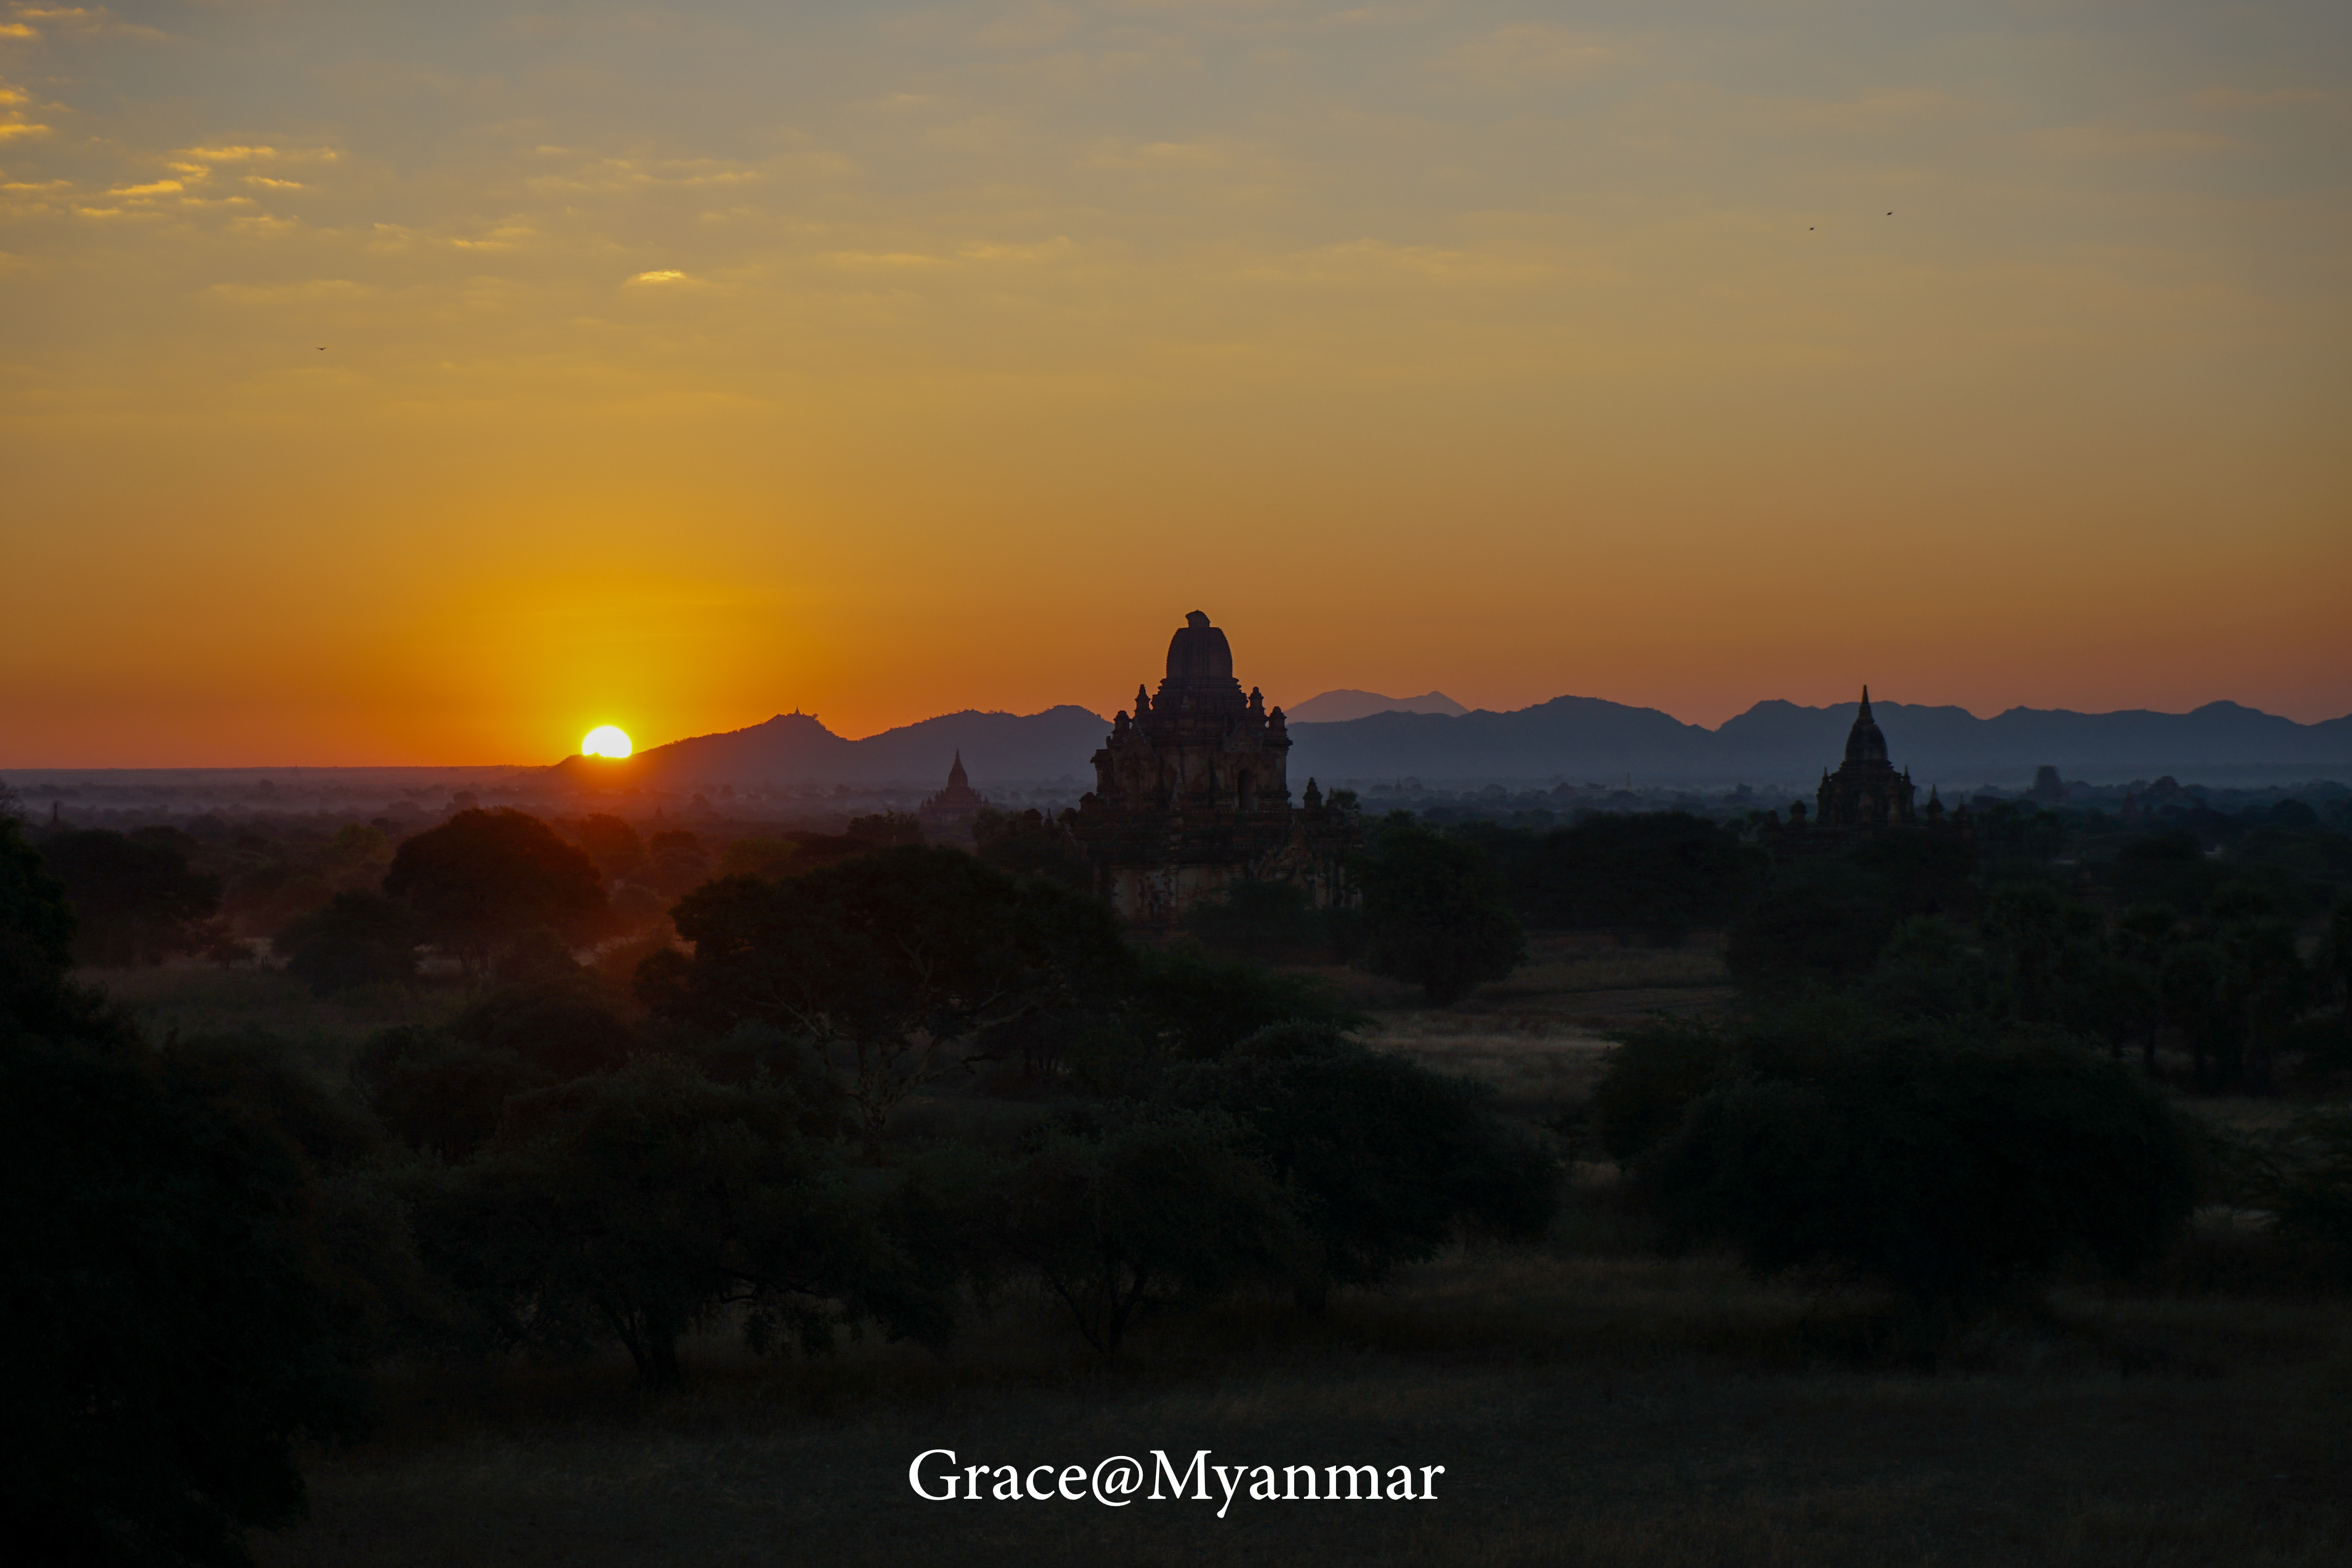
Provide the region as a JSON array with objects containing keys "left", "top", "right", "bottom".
[
  {"left": 1071, "top": 611, "right": 1358, "bottom": 927},
  {"left": 917, "top": 752, "right": 989, "bottom": 844}
]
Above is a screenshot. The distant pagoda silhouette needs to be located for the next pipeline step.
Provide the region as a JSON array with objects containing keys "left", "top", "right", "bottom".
[
  {"left": 1814, "top": 687, "right": 1916, "bottom": 830},
  {"left": 916, "top": 750, "right": 989, "bottom": 843}
]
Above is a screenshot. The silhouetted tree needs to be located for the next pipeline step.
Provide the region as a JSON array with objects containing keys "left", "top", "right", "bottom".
[
  {"left": 405, "top": 1057, "right": 949, "bottom": 1388},
  {"left": 574, "top": 813, "right": 647, "bottom": 883},
  {"left": 1588, "top": 1019, "right": 1739, "bottom": 1166},
  {"left": 846, "top": 811, "right": 925, "bottom": 846},
  {"left": 1162, "top": 1022, "right": 1554, "bottom": 1310},
  {"left": 2110, "top": 829, "right": 2223, "bottom": 916},
  {"left": 644, "top": 828, "right": 711, "bottom": 896},
  {"left": 1182, "top": 878, "right": 1330, "bottom": 962},
  {"left": 355, "top": 979, "right": 643, "bottom": 1156},
  {"left": 717, "top": 836, "right": 801, "bottom": 880},
  {"left": 275, "top": 890, "right": 423, "bottom": 994},
  {"left": 1643, "top": 1009, "right": 2195, "bottom": 1317},
  {"left": 382, "top": 809, "right": 608, "bottom": 972},
  {"left": 973, "top": 808, "right": 1094, "bottom": 894},
  {"left": 991, "top": 1107, "right": 1300, "bottom": 1355},
  {"left": 1460, "top": 812, "right": 1764, "bottom": 940},
  {"left": 0, "top": 794, "right": 75, "bottom": 1006},
  {"left": 2, "top": 812, "right": 360, "bottom": 1566},
  {"left": 1355, "top": 817, "right": 1525, "bottom": 1004},
  {"left": 1725, "top": 859, "right": 1898, "bottom": 993},
  {"left": 646, "top": 846, "right": 1132, "bottom": 1157},
  {"left": 38, "top": 827, "right": 223, "bottom": 966},
  {"left": 1125, "top": 944, "right": 1359, "bottom": 1062}
]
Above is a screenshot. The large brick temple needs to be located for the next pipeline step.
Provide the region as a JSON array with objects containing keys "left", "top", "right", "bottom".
[{"left": 1071, "top": 611, "right": 1359, "bottom": 926}]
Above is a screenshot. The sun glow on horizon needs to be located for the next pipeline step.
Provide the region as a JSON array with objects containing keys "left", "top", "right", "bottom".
[{"left": 581, "top": 725, "right": 633, "bottom": 759}]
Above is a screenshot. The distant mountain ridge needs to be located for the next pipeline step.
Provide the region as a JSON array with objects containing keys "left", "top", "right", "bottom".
[
  {"left": 550, "top": 697, "right": 2352, "bottom": 789},
  {"left": 1288, "top": 697, "right": 2352, "bottom": 786},
  {"left": 1285, "top": 689, "right": 1469, "bottom": 723},
  {"left": 551, "top": 707, "right": 1107, "bottom": 790}
]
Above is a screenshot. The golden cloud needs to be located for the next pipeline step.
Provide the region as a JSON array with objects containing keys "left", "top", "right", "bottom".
[{"left": 180, "top": 144, "right": 340, "bottom": 164}]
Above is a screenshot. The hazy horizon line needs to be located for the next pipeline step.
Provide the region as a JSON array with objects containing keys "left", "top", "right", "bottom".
[{"left": 7, "top": 690, "right": 2350, "bottom": 775}]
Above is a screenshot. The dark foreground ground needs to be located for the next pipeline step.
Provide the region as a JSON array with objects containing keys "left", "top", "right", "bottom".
[
  {"left": 254, "top": 1254, "right": 2350, "bottom": 1568},
  {"left": 93, "top": 943, "right": 2350, "bottom": 1567}
]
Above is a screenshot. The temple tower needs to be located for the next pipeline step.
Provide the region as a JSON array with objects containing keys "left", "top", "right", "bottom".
[
  {"left": 1072, "top": 612, "right": 1356, "bottom": 926},
  {"left": 916, "top": 750, "right": 989, "bottom": 843},
  {"left": 1815, "top": 687, "right": 1917, "bottom": 830}
]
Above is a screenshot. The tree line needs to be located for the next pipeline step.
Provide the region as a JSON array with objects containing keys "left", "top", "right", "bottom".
[{"left": 1, "top": 802, "right": 1551, "bottom": 1566}]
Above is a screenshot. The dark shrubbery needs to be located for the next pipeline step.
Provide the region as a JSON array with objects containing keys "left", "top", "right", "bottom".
[
  {"left": 383, "top": 808, "right": 610, "bottom": 972},
  {"left": 972, "top": 807, "right": 1095, "bottom": 894},
  {"left": 404, "top": 1056, "right": 949, "bottom": 1387},
  {"left": 646, "top": 846, "right": 1133, "bottom": 1156},
  {"left": 38, "top": 826, "right": 224, "bottom": 967},
  {"left": 1726, "top": 859, "right": 1901, "bottom": 992},
  {"left": 1163, "top": 1021, "right": 1555, "bottom": 1308},
  {"left": 2, "top": 813, "right": 361, "bottom": 1568},
  {"left": 1588, "top": 1019, "right": 1736, "bottom": 1167},
  {"left": 275, "top": 891, "right": 423, "bottom": 994},
  {"left": 989, "top": 1107, "right": 1300, "bottom": 1355},
  {"left": 1355, "top": 817, "right": 1525, "bottom": 1003},
  {"left": 1122, "top": 944, "right": 1361, "bottom": 1065},
  {"left": 355, "top": 979, "right": 644, "bottom": 1156},
  {"left": 1460, "top": 811, "right": 1764, "bottom": 941},
  {"left": 1182, "top": 877, "right": 1334, "bottom": 962},
  {"left": 1634, "top": 1011, "right": 2197, "bottom": 1311}
]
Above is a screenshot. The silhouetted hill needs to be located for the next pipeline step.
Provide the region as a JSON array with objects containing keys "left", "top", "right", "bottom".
[
  {"left": 1706, "top": 699, "right": 2352, "bottom": 783},
  {"left": 1288, "top": 695, "right": 1714, "bottom": 783},
  {"left": 545, "top": 696, "right": 2352, "bottom": 793},
  {"left": 1286, "top": 689, "right": 1469, "bottom": 723},
  {"left": 550, "top": 707, "right": 1108, "bottom": 788},
  {"left": 1289, "top": 696, "right": 2352, "bottom": 785}
]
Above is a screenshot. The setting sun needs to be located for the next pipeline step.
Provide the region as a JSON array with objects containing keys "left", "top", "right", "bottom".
[{"left": 581, "top": 725, "right": 633, "bottom": 759}]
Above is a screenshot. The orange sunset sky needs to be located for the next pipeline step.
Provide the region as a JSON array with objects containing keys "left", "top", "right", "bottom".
[{"left": 2, "top": 1, "right": 2347, "bottom": 767}]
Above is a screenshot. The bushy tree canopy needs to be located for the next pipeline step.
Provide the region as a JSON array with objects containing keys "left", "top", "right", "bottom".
[
  {"left": 275, "top": 891, "right": 423, "bottom": 995},
  {"left": 2, "top": 814, "right": 358, "bottom": 1567},
  {"left": 405, "top": 1056, "right": 949, "bottom": 1387},
  {"left": 355, "top": 979, "right": 644, "bottom": 1157},
  {"left": 990, "top": 1107, "right": 1300, "bottom": 1355},
  {"left": 1459, "top": 811, "right": 1764, "bottom": 940},
  {"left": 1355, "top": 817, "right": 1525, "bottom": 1004},
  {"left": 1638, "top": 1008, "right": 2197, "bottom": 1310},
  {"left": 38, "top": 826, "right": 223, "bottom": 967},
  {"left": 1163, "top": 1022, "right": 1555, "bottom": 1307},
  {"left": 646, "top": 845, "right": 1132, "bottom": 1155},
  {"left": 382, "top": 809, "right": 608, "bottom": 971}
]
